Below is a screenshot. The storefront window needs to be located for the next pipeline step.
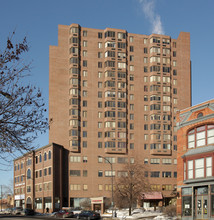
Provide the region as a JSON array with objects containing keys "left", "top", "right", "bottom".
[
  {"left": 35, "top": 198, "right": 42, "bottom": 209},
  {"left": 182, "top": 187, "right": 192, "bottom": 216},
  {"left": 196, "top": 186, "right": 208, "bottom": 195},
  {"left": 44, "top": 197, "right": 52, "bottom": 209},
  {"left": 182, "top": 196, "right": 192, "bottom": 216}
]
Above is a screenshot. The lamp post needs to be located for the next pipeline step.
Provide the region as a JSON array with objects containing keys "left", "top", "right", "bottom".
[{"left": 98, "top": 156, "right": 114, "bottom": 218}]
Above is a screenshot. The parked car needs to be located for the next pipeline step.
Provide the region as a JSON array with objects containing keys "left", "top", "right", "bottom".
[
  {"left": 77, "top": 210, "right": 101, "bottom": 220},
  {"left": 4, "top": 208, "right": 13, "bottom": 215},
  {"left": 55, "top": 209, "right": 75, "bottom": 218},
  {"left": 21, "top": 208, "right": 34, "bottom": 216},
  {"left": 12, "top": 207, "right": 23, "bottom": 215}
]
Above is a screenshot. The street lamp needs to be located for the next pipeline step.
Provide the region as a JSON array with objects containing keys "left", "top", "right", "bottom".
[{"left": 98, "top": 155, "right": 114, "bottom": 218}]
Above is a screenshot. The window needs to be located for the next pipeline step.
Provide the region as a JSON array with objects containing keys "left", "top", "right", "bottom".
[
  {"left": 118, "top": 52, "right": 126, "bottom": 58},
  {"left": 82, "top": 131, "right": 87, "bottom": 137},
  {"left": 162, "top": 172, "right": 171, "bottom": 178},
  {"left": 27, "top": 186, "right": 31, "bottom": 193},
  {"left": 70, "top": 156, "right": 81, "bottom": 162},
  {"left": 118, "top": 42, "right": 126, "bottom": 48},
  {"left": 98, "top": 142, "right": 102, "bottom": 148},
  {"left": 98, "top": 91, "right": 102, "bottom": 98},
  {"left": 130, "top": 46, "right": 134, "bottom": 52},
  {"left": 98, "top": 112, "right": 102, "bottom": 118},
  {"left": 39, "top": 154, "right": 42, "bottom": 163},
  {"left": 70, "top": 170, "right": 81, "bottom": 176},
  {"left": 83, "top": 30, "right": 87, "bottom": 37},
  {"left": 151, "top": 172, "right": 160, "bottom": 178},
  {"left": 98, "top": 72, "right": 102, "bottom": 78},
  {"left": 105, "top": 170, "right": 115, "bottom": 177},
  {"left": 83, "top": 141, "right": 87, "bottom": 148},
  {"left": 151, "top": 158, "right": 160, "bottom": 164},
  {"left": 83, "top": 170, "right": 88, "bottom": 177},
  {"left": 206, "top": 157, "right": 212, "bottom": 177},
  {"left": 144, "top": 158, "right": 148, "bottom": 164},
  {"left": 70, "top": 27, "right": 78, "bottom": 34},
  {"left": 162, "top": 185, "right": 172, "bottom": 191},
  {"left": 98, "top": 33, "right": 102, "bottom": 39},
  {"left": 130, "top": 143, "right": 134, "bottom": 149},
  {"left": 83, "top": 185, "right": 88, "bottom": 191},
  {"left": 83, "top": 70, "right": 88, "bottom": 77},
  {"left": 105, "top": 41, "right": 116, "bottom": 48},
  {"left": 44, "top": 168, "right": 47, "bottom": 176},
  {"left": 83, "top": 156, "right": 88, "bottom": 163},
  {"left": 144, "top": 105, "right": 148, "bottom": 111},
  {"left": 44, "top": 152, "right": 47, "bottom": 161},
  {"left": 98, "top": 62, "right": 102, "bottom": 68},
  {"left": 83, "top": 41, "right": 87, "bottom": 47},
  {"left": 188, "top": 125, "right": 214, "bottom": 148},
  {"left": 83, "top": 50, "right": 87, "bottom": 57},
  {"left": 129, "top": 36, "right": 134, "bottom": 42},
  {"left": 83, "top": 60, "right": 87, "bottom": 67},
  {"left": 39, "top": 169, "right": 42, "bottom": 177},
  {"left": 188, "top": 160, "right": 193, "bottom": 179},
  {"left": 105, "top": 31, "right": 115, "bottom": 38},
  {"left": 27, "top": 169, "right": 31, "bottom": 179},
  {"left": 195, "top": 158, "right": 204, "bottom": 178},
  {"left": 118, "top": 32, "right": 126, "bottom": 39},
  {"left": 48, "top": 167, "right": 51, "bottom": 175},
  {"left": 70, "top": 37, "right": 79, "bottom": 44},
  {"left": 70, "top": 184, "right": 81, "bottom": 191},
  {"left": 162, "top": 158, "right": 172, "bottom": 164}
]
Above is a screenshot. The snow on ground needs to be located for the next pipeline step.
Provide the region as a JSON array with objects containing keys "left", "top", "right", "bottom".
[{"left": 101, "top": 208, "right": 177, "bottom": 220}]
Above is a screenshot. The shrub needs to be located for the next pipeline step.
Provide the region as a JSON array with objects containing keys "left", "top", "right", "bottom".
[{"left": 163, "top": 205, "right": 177, "bottom": 217}]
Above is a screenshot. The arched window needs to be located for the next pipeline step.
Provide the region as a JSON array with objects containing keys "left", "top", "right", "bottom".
[
  {"left": 48, "top": 151, "right": 51, "bottom": 160},
  {"left": 39, "top": 154, "right": 42, "bottom": 163},
  {"left": 197, "top": 112, "right": 203, "bottom": 118},
  {"left": 188, "top": 125, "right": 214, "bottom": 148},
  {"left": 27, "top": 169, "right": 31, "bottom": 179},
  {"left": 44, "top": 152, "right": 47, "bottom": 161}
]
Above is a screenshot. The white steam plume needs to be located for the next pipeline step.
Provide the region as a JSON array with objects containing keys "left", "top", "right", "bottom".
[{"left": 139, "top": 0, "right": 165, "bottom": 35}]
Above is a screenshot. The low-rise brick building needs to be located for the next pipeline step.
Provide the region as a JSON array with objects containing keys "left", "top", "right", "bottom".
[
  {"left": 14, "top": 143, "right": 68, "bottom": 213},
  {"left": 177, "top": 99, "right": 214, "bottom": 219}
]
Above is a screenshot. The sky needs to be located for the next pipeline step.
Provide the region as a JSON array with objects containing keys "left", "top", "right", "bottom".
[{"left": 0, "top": 0, "right": 214, "bottom": 186}]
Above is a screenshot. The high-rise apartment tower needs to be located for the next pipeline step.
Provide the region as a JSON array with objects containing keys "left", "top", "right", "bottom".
[{"left": 49, "top": 24, "right": 191, "bottom": 208}]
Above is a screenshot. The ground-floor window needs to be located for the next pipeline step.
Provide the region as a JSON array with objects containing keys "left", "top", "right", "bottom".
[
  {"left": 70, "top": 197, "right": 88, "bottom": 208},
  {"left": 35, "top": 197, "right": 43, "bottom": 209},
  {"left": 15, "top": 200, "right": 20, "bottom": 207},
  {"left": 44, "top": 197, "right": 52, "bottom": 209},
  {"left": 182, "top": 187, "right": 192, "bottom": 216}
]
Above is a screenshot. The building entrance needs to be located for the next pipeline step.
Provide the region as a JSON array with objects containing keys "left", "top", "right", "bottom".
[
  {"left": 195, "top": 186, "right": 208, "bottom": 219},
  {"left": 196, "top": 195, "right": 208, "bottom": 219}
]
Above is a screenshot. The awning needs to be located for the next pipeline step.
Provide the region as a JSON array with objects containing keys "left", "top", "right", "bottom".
[{"left": 141, "top": 192, "right": 163, "bottom": 200}]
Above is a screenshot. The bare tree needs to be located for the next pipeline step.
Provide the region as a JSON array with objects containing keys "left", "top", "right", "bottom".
[
  {"left": 80, "top": 198, "right": 91, "bottom": 210},
  {"left": 114, "top": 159, "right": 150, "bottom": 216},
  {"left": 0, "top": 32, "right": 48, "bottom": 161},
  {"left": 2, "top": 179, "right": 13, "bottom": 198}
]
